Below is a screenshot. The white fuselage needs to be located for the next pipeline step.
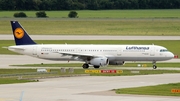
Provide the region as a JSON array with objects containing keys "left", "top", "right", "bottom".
[{"left": 8, "top": 44, "right": 174, "bottom": 63}]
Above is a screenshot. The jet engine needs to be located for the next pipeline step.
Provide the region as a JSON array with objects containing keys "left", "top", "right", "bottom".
[
  {"left": 109, "top": 61, "right": 125, "bottom": 65},
  {"left": 90, "top": 57, "right": 109, "bottom": 66}
]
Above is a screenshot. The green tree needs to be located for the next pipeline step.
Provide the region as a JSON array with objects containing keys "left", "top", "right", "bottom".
[
  {"left": 32, "top": 0, "right": 42, "bottom": 10},
  {"left": 36, "top": 11, "right": 47, "bottom": 17},
  {"left": 1, "top": 0, "right": 180, "bottom": 10},
  {"left": 68, "top": 11, "right": 78, "bottom": 18},
  {"left": 14, "top": 12, "right": 27, "bottom": 17},
  {"left": 99, "top": 0, "right": 114, "bottom": 9},
  {"left": 72, "top": 2, "right": 85, "bottom": 10},
  {"left": 0, "top": 0, "right": 15, "bottom": 10},
  {"left": 87, "top": 0, "right": 99, "bottom": 10}
]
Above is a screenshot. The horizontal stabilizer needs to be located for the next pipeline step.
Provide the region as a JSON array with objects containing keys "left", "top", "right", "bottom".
[
  {"left": 2, "top": 47, "right": 8, "bottom": 49},
  {"left": 8, "top": 46, "right": 25, "bottom": 50}
]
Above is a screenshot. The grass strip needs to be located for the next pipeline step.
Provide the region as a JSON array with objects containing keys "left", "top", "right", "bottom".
[
  {"left": 0, "top": 69, "right": 80, "bottom": 84},
  {"left": 1, "top": 69, "right": 180, "bottom": 76},
  {"left": 0, "top": 78, "right": 37, "bottom": 84},
  {"left": 0, "top": 18, "right": 180, "bottom": 35},
  {"left": 11, "top": 63, "right": 180, "bottom": 68},
  {"left": 115, "top": 83, "right": 180, "bottom": 96},
  {"left": 0, "top": 69, "right": 180, "bottom": 84},
  {"left": 1, "top": 10, "right": 180, "bottom": 18},
  {"left": 90, "top": 70, "right": 180, "bottom": 76}
]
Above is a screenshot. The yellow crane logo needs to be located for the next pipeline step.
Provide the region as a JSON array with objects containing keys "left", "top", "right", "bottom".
[{"left": 14, "top": 28, "right": 24, "bottom": 39}]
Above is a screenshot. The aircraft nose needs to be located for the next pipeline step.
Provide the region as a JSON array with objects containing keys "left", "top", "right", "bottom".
[{"left": 169, "top": 52, "right": 174, "bottom": 59}]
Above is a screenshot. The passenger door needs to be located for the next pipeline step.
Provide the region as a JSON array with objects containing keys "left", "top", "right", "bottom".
[
  {"left": 150, "top": 46, "right": 155, "bottom": 56},
  {"left": 32, "top": 46, "right": 37, "bottom": 55},
  {"left": 117, "top": 47, "right": 122, "bottom": 56}
]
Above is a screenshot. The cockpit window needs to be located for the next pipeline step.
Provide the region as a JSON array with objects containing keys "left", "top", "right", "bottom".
[{"left": 160, "top": 49, "right": 169, "bottom": 52}]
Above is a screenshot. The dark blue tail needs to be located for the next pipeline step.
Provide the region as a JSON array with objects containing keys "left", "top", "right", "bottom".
[{"left": 11, "top": 21, "right": 36, "bottom": 45}]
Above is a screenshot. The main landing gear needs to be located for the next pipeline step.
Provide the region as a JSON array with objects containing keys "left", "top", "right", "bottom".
[
  {"left": 94, "top": 66, "right": 100, "bottom": 68},
  {"left": 82, "top": 63, "right": 89, "bottom": 69},
  {"left": 82, "top": 63, "right": 100, "bottom": 69},
  {"left": 152, "top": 61, "right": 157, "bottom": 69}
]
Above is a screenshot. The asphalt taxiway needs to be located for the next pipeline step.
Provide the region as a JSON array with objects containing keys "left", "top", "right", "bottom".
[{"left": 0, "top": 74, "right": 180, "bottom": 101}]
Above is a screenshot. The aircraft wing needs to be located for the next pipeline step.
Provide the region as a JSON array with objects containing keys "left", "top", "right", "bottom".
[
  {"left": 58, "top": 52, "right": 94, "bottom": 57},
  {"left": 54, "top": 51, "right": 101, "bottom": 61}
]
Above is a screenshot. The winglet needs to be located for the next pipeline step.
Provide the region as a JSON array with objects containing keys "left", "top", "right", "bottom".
[{"left": 11, "top": 21, "right": 36, "bottom": 45}]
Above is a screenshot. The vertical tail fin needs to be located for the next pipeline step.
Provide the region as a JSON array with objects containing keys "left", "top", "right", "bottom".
[{"left": 11, "top": 21, "right": 36, "bottom": 45}]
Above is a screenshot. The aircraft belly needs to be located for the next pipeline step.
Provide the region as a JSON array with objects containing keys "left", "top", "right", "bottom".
[{"left": 115, "top": 56, "right": 168, "bottom": 61}]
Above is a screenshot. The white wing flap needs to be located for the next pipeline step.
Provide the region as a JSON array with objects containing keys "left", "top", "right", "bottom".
[
  {"left": 52, "top": 51, "right": 104, "bottom": 61},
  {"left": 58, "top": 52, "right": 94, "bottom": 57}
]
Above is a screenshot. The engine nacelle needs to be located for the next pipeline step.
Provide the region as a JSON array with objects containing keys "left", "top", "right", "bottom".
[
  {"left": 109, "top": 61, "right": 125, "bottom": 65},
  {"left": 90, "top": 57, "right": 109, "bottom": 66}
]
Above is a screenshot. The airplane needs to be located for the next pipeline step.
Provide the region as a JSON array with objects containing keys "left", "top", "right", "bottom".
[{"left": 8, "top": 21, "right": 174, "bottom": 69}]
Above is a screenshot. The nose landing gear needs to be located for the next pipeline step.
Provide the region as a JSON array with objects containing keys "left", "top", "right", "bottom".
[
  {"left": 152, "top": 61, "right": 157, "bottom": 69},
  {"left": 153, "top": 65, "right": 157, "bottom": 69}
]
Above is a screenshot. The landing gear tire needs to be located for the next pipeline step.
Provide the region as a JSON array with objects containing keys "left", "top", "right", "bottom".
[
  {"left": 152, "top": 61, "right": 157, "bottom": 69},
  {"left": 82, "top": 64, "right": 89, "bottom": 69},
  {"left": 153, "top": 65, "right": 157, "bottom": 69},
  {"left": 94, "top": 66, "right": 100, "bottom": 69}
]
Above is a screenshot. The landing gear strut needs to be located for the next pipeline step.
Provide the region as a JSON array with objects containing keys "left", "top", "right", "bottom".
[
  {"left": 82, "top": 63, "right": 89, "bottom": 69},
  {"left": 152, "top": 61, "right": 157, "bottom": 69}
]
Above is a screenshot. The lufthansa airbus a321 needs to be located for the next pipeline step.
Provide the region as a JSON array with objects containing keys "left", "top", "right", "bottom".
[{"left": 8, "top": 21, "right": 174, "bottom": 69}]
